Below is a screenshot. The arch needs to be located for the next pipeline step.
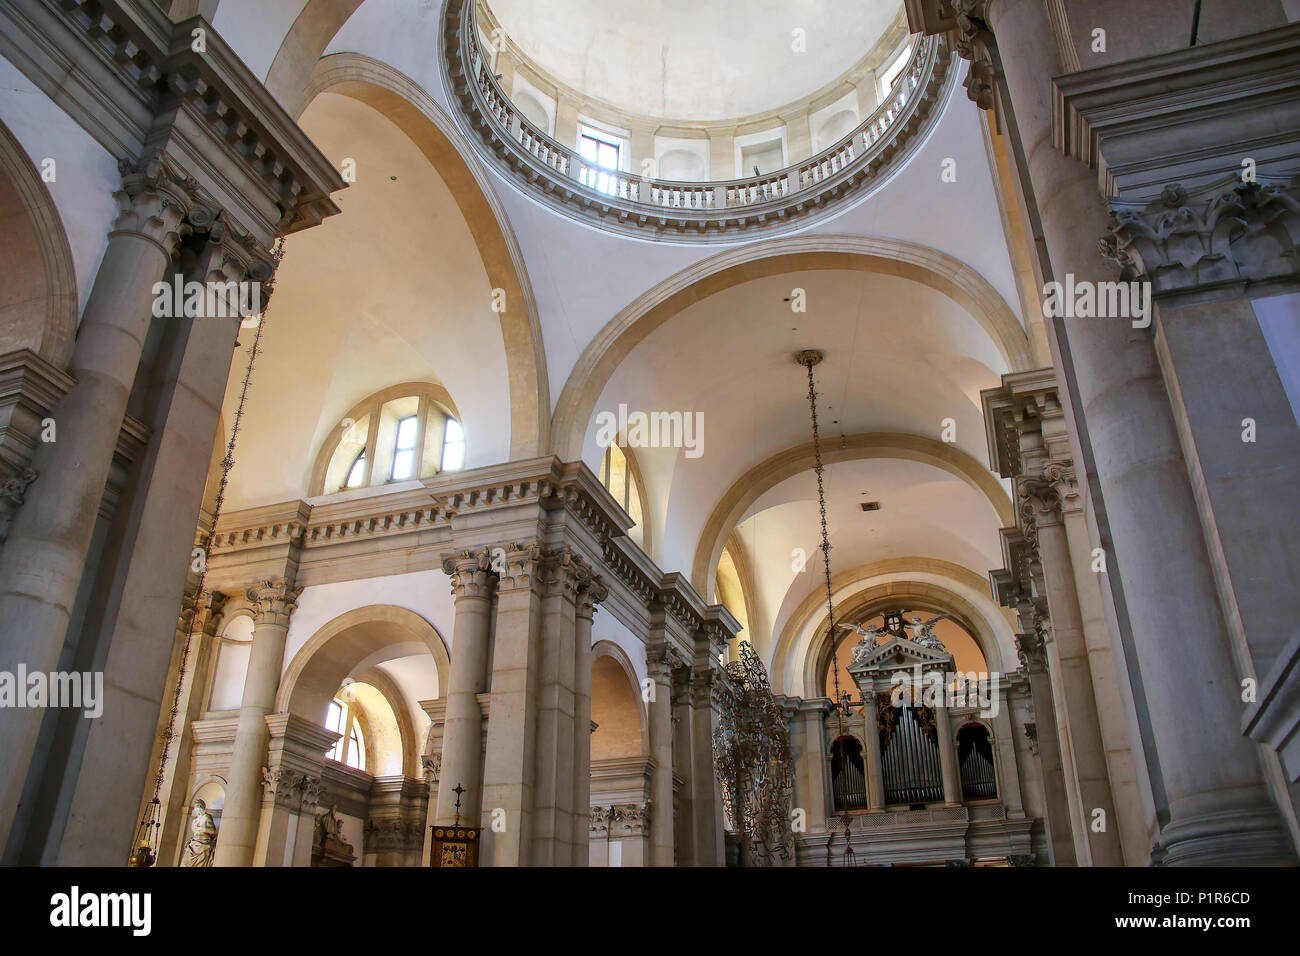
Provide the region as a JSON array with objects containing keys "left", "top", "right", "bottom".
[
  {"left": 276, "top": 605, "right": 451, "bottom": 724},
  {"left": 308, "top": 381, "right": 463, "bottom": 496},
  {"left": 265, "top": 0, "right": 366, "bottom": 113},
  {"left": 591, "top": 639, "right": 649, "bottom": 757},
  {"left": 353, "top": 666, "right": 420, "bottom": 777},
  {"left": 767, "top": 557, "right": 1012, "bottom": 696},
  {"left": 0, "top": 118, "right": 78, "bottom": 367},
  {"left": 551, "top": 234, "right": 1033, "bottom": 461},
  {"left": 691, "top": 433, "right": 1015, "bottom": 597},
  {"left": 300, "top": 53, "right": 550, "bottom": 460}
]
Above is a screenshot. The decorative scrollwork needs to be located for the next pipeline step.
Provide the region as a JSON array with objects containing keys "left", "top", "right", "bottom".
[{"left": 713, "top": 640, "right": 795, "bottom": 866}]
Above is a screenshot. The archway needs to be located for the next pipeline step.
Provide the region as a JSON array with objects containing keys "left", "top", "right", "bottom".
[{"left": 0, "top": 118, "right": 78, "bottom": 366}]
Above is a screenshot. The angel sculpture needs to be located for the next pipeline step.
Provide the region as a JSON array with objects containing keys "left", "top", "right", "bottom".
[
  {"left": 838, "top": 621, "right": 884, "bottom": 667},
  {"left": 906, "top": 613, "right": 951, "bottom": 650}
]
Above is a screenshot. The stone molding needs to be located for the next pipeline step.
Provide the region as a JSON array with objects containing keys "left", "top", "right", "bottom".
[
  {"left": 608, "top": 802, "right": 651, "bottom": 836},
  {"left": 441, "top": 548, "right": 494, "bottom": 599},
  {"left": 260, "top": 767, "right": 323, "bottom": 810}
]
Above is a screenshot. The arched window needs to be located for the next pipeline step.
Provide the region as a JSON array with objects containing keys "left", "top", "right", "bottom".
[
  {"left": 598, "top": 443, "right": 649, "bottom": 551},
  {"left": 312, "top": 383, "right": 464, "bottom": 496},
  {"left": 325, "top": 696, "right": 367, "bottom": 772}
]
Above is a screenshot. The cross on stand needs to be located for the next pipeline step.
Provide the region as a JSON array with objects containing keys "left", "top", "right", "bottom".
[{"left": 452, "top": 783, "right": 465, "bottom": 827}]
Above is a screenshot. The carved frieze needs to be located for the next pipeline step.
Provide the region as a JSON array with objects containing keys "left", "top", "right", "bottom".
[{"left": 245, "top": 578, "right": 303, "bottom": 628}]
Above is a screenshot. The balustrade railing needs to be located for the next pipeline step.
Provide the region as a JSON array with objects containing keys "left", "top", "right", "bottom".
[{"left": 450, "top": 0, "right": 948, "bottom": 232}]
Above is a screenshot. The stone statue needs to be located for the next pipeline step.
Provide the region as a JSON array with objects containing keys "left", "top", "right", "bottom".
[
  {"left": 838, "top": 621, "right": 883, "bottom": 667},
  {"left": 906, "top": 613, "right": 951, "bottom": 650},
  {"left": 181, "top": 799, "right": 216, "bottom": 868}
]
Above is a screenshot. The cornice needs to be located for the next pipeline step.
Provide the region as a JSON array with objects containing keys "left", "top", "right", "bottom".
[
  {"left": 1053, "top": 22, "right": 1300, "bottom": 201},
  {"left": 0, "top": 0, "right": 343, "bottom": 243}
]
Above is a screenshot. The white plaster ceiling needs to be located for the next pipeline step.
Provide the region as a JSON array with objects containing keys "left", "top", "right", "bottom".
[
  {"left": 220, "top": 92, "right": 512, "bottom": 510},
  {"left": 485, "top": 0, "right": 904, "bottom": 120},
  {"left": 584, "top": 267, "right": 1009, "bottom": 659}
]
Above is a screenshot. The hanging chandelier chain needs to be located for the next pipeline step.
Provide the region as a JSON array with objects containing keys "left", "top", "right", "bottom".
[
  {"left": 148, "top": 239, "right": 285, "bottom": 805},
  {"left": 800, "top": 353, "right": 853, "bottom": 839}
]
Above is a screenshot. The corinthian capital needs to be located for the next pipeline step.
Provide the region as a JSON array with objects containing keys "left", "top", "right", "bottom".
[
  {"left": 112, "top": 154, "right": 202, "bottom": 256},
  {"left": 1041, "top": 458, "right": 1080, "bottom": 505},
  {"left": 245, "top": 578, "right": 302, "bottom": 628},
  {"left": 441, "top": 549, "right": 494, "bottom": 599}
]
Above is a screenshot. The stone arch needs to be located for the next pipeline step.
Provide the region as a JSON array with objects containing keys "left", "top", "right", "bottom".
[
  {"left": 353, "top": 665, "right": 420, "bottom": 778},
  {"left": 0, "top": 118, "right": 78, "bottom": 367},
  {"left": 591, "top": 639, "right": 649, "bottom": 757},
  {"left": 264, "top": 0, "right": 367, "bottom": 113},
  {"left": 551, "top": 234, "right": 1034, "bottom": 461},
  {"left": 767, "top": 558, "right": 1013, "bottom": 697},
  {"left": 299, "top": 53, "right": 550, "bottom": 460},
  {"left": 276, "top": 605, "right": 450, "bottom": 726},
  {"left": 690, "top": 433, "right": 1015, "bottom": 597}
]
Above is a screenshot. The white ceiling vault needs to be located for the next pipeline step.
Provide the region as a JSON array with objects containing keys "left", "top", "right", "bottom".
[
  {"left": 200, "top": 0, "right": 1031, "bottom": 675},
  {"left": 484, "top": 0, "right": 904, "bottom": 121}
]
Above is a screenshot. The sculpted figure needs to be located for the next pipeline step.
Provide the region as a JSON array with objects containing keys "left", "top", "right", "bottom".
[{"left": 182, "top": 799, "right": 217, "bottom": 868}]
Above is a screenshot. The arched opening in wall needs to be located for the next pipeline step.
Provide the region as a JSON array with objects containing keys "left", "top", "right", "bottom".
[
  {"left": 207, "top": 614, "right": 253, "bottom": 712},
  {"left": 598, "top": 442, "right": 649, "bottom": 553},
  {"left": 312, "top": 383, "right": 465, "bottom": 496},
  {"left": 957, "top": 722, "right": 997, "bottom": 801},
  {"left": 829, "top": 735, "right": 867, "bottom": 812},
  {"left": 0, "top": 119, "right": 78, "bottom": 367},
  {"left": 323, "top": 680, "right": 405, "bottom": 776},
  {"left": 589, "top": 645, "right": 649, "bottom": 866},
  {"left": 513, "top": 90, "right": 551, "bottom": 134}
]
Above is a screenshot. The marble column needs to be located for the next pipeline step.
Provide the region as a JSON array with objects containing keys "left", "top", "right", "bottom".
[
  {"left": 1017, "top": 629, "right": 1078, "bottom": 866},
  {"left": 0, "top": 158, "right": 192, "bottom": 846},
  {"left": 212, "top": 579, "right": 301, "bottom": 866},
  {"left": 861, "top": 694, "right": 886, "bottom": 811},
  {"left": 962, "top": 0, "right": 1292, "bottom": 865},
  {"left": 1020, "top": 478, "right": 1124, "bottom": 865},
  {"left": 436, "top": 550, "right": 494, "bottom": 828},
  {"left": 571, "top": 574, "right": 606, "bottom": 863},
  {"left": 530, "top": 548, "right": 587, "bottom": 865},
  {"left": 481, "top": 543, "right": 545, "bottom": 866},
  {"left": 646, "top": 642, "right": 678, "bottom": 867},
  {"left": 935, "top": 700, "right": 962, "bottom": 807},
  {"left": 688, "top": 655, "right": 726, "bottom": 866}
]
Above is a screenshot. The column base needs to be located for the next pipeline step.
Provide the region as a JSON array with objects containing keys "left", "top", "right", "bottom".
[{"left": 1158, "top": 807, "right": 1297, "bottom": 866}]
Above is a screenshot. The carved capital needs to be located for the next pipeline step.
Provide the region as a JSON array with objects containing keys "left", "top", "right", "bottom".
[
  {"left": 422, "top": 753, "right": 442, "bottom": 786},
  {"left": 260, "top": 767, "right": 321, "bottom": 808},
  {"left": 646, "top": 642, "right": 686, "bottom": 685},
  {"left": 610, "top": 802, "right": 651, "bottom": 836},
  {"left": 1104, "top": 178, "right": 1300, "bottom": 296},
  {"left": 364, "top": 817, "right": 423, "bottom": 852},
  {"left": 245, "top": 578, "right": 302, "bottom": 628},
  {"left": 576, "top": 571, "right": 609, "bottom": 621},
  {"left": 112, "top": 154, "right": 200, "bottom": 256},
  {"left": 493, "top": 540, "right": 548, "bottom": 593},
  {"left": 0, "top": 467, "right": 38, "bottom": 546},
  {"left": 589, "top": 805, "right": 612, "bottom": 834},
  {"left": 441, "top": 549, "right": 494, "bottom": 599},
  {"left": 1015, "top": 630, "right": 1048, "bottom": 675}
]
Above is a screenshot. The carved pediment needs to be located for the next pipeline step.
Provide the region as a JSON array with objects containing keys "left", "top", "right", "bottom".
[{"left": 847, "top": 636, "right": 953, "bottom": 675}]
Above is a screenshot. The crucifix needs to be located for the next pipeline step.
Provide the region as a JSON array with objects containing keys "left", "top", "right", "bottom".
[{"left": 452, "top": 782, "right": 466, "bottom": 827}]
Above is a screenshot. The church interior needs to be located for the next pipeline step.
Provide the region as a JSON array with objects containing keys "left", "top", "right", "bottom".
[{"left": 0, "top": 0, "right": 1297, "bottom": 872}]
